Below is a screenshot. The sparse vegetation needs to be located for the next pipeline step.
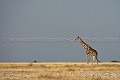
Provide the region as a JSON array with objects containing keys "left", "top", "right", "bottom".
[{"left": 0, "top": 62, "right": 120, "bottom": 80}]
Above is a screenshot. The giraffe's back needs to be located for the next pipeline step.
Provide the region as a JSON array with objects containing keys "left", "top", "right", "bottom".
[{"left": 88, "top": 47, "right": 98, "bottom": 56}]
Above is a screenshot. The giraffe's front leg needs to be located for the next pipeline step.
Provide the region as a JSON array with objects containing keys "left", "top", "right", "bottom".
[
  {"left": 86, "top": 54, "right": 90, "bottom": 64},
  {"left": 86, "top": 51, "right": 90, "bottom": 64}
]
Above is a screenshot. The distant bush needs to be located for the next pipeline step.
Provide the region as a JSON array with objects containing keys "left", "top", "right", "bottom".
[
  {"left": 33, "top": 60, "right": 37, "bottom": 63},
  {"left": 111, "top": 60, "right": 120, "bottom": 62}
]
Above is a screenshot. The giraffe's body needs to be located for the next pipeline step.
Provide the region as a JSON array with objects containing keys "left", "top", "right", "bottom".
[{"left": 75, "top": 36, "right": 99, "bottom": 65}]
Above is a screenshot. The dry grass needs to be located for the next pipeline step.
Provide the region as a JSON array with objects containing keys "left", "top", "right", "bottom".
[{"left": 0, "top": 62, "right": 120, "bottom": 80}]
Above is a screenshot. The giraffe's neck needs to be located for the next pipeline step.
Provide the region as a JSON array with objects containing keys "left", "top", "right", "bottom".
[{"left": 79, "top": 38, "right": 91, "bottom": 50}]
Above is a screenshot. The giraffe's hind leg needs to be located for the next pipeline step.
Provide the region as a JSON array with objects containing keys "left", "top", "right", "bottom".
[
  {"left": 92, "top": 56, "right": 95, "bottom": 64},
  {"left": 96, "top": 56, "right": 99, "bottom": 65},
  {"left": 91, "top": 56, "right": 99, "bottom": 65}
]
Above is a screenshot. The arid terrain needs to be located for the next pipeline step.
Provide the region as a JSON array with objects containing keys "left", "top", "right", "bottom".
[{"left": 0, "top": 62, "right": 120, "bottom": 80}]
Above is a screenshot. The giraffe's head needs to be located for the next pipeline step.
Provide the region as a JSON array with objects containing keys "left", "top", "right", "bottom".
[{"left": 75, "top": 36, "right": 80, "bottom": 41}]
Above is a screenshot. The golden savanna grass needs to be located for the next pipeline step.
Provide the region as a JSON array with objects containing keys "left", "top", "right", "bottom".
[{"left": 0, "top": 62, "right": 120, "bottom": 80}]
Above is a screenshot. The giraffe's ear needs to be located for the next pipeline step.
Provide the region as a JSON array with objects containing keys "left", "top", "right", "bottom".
[{"left": 77, "top": 36, "right": 80, "bottom": 38}]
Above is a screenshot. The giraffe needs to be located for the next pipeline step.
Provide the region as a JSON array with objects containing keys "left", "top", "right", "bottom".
[{"left": 75, "top": 36, "right": 100, "bottom": 65}]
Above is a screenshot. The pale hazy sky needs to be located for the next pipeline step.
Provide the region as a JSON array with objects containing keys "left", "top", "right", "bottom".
[{"left": 0, "top": 0, "right": 120, "bottom": 62}]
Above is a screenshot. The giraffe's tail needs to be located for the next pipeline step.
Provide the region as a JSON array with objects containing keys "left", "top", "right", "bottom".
[
  {"left": 96, "top": 51, "right": 101, "bottom": 62},
  {"left": 96, "top": 58, "right": 101, "bottom": 62},
  {"left": 97, "top": 60, "right": 101, "bottom": 62},
  {"left": 95, "top": 56, "right": 100, "bottom": 62}
]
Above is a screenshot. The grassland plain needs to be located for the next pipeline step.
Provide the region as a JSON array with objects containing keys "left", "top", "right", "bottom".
[{"left": 0, "top": 62, "right": 120, "bottom": 80}]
